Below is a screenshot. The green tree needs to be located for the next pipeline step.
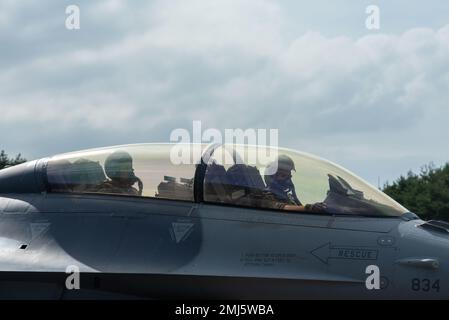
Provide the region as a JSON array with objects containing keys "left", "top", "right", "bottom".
[
  {"left": 383, "top": 163, "right": 449, "bottom": 221},
  {"left": 0, "top": 150, "right": 27, "bottom": 170}
]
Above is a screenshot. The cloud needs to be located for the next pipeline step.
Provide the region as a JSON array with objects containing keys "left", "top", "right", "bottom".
[{"left": 0, "top": 0, "right": 448, "bottom": 185}]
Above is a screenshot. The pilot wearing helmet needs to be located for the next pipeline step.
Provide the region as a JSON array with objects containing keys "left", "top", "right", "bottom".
[
  {"left": 96, "top": 151, "right": 143, "bottom": 196},
  {"left": 263, "top": 154, "right": 326, "bottom": 213}
]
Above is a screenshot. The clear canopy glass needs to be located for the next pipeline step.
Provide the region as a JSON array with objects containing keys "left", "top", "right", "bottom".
[
  {"left": 45, "top": 143, "right": 408, "bottom": 217},
  {"left": 46, "top": 144, "right": 196, "bottom": 201},
  {"left": 203, "top": 144, "right": 407, "bottom": 217}
]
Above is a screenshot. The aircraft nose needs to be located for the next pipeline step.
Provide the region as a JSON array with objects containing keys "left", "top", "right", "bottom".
[
  {"left": 419, "top": 220, "right": 449, "bottom": 235},
  {"left": 399, "top": 220, "right": 449, "bottom": 268}
]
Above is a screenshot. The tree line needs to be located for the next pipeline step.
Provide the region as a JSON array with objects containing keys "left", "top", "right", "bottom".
[
  {"left": 0, "top": 150, "right": 27, "bottom": 170},
  {"left": 383, "top": 163, "right": 449, "bottom": 222}
]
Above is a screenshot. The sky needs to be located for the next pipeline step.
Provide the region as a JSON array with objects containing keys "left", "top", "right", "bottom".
[{"left": 1, "top": 0, "right": 449, "bottom": 187}]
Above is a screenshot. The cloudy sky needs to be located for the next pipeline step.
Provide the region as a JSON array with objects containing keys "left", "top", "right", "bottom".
[{"left": 1, "top": 0, "right": 449, "bottom": 186}]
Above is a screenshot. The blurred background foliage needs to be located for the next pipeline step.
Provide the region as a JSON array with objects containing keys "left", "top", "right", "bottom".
[
  {"left": 0, "top": 150, "right": 26, "bottom": 170},
  {"left": 384, "top": 163, "right": 449, "bottom": 221}
]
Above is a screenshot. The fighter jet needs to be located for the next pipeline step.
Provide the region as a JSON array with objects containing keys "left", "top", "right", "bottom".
[{"left": 0, "top": 143, "right": 447, "bottom": 299}]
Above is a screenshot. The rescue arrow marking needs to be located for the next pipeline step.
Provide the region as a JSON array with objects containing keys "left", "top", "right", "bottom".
[{"left": 311, "top": 242, "right": 378, "bottom": 264}]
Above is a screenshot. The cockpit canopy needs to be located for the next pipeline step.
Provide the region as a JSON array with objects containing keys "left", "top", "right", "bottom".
[
  {"left": 0, "top": 143, "right": 408, "bottom": 217},
  {"left": 46, "top": 144, "right": 196, "bottom": 201}
]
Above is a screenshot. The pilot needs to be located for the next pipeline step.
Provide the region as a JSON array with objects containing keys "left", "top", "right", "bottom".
[
  {"left": 96, "top": 151, "right": 143, "bottom": 196},
  {"left": 263, "top": 154, "right": 327, "bottom": 213}
]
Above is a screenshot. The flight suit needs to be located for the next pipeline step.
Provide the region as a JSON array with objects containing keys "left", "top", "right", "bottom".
[{"left": 94, "top": 180, "right": 139, "bottom": 196}]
